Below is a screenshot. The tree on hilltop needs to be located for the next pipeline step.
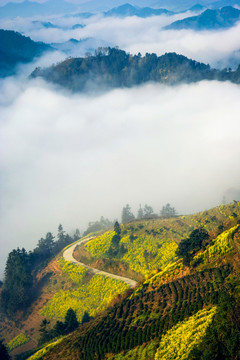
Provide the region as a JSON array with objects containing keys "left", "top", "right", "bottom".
[
  {"left": 114, "top": 221, "right": 121, "bottom": 236},
  {"left": 121, "top": 204, "right": 135, "bottom": 224},
  {"left": 160, "top": 203, "right": 177, "bottom": 218},
  {"left": 137, "top": 205, "right": 144, "bottom": 219},
  {"left": 143, "top": 204, "right": 154, "bottom": 218}
]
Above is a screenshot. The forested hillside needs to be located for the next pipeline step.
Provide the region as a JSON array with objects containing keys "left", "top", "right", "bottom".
[
  {"left": 0, "top": 29, "right": 51, "bottom": 77},
  {"left": 2, "top": 202, "right": 239, "bottom": 359},
  {"left": 37, "top": 203, "right": 240, "bottom": 360},
  {"left": 30, "top": 47, "right": 240, "bottom": 92}
]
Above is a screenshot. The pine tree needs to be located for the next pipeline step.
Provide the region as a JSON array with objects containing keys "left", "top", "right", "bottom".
[
  {"left": 160, "top": 203, "right": 177, "bottom": 218},
  {"left": 65, "top": 308, "right": 79, "bottom": 333},
  {"left": 114, "top": 221, "right": 121, "bottom": 236},
  {"left": 143, "top": 204, "right": 154, "bottom": 218},
  {"left": 73, "top": 228, "right": 81, "bottom": 241},
  {"left": 137, "top": 204, "right": 144, "bottom": 219},
  {"left": 121, "top": 204, "right": 135, "bottom": 224}
]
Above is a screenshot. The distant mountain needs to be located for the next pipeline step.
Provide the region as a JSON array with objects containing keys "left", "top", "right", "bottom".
[
  {"left": 0, "top": 0, "right": 78, "bottom": 18},
  {"left": 32, "top": 21, "right": 60, "bottom": 29},
  {"left": 0, "top": 29, "right": 52, "bottom": 77},
  {"left": 104, "top": 3, "right": 174, "bottom": 17},
  {"left": 189, "top": 3, "right": 206, "bottom": 12},
  {"left": 64, "top": 12, "right": 94, "bottom": 19},
  {"left": 72, "top": 24, "right": 85, "bottom": 30},
  {"left": 31, "top": 21, "right": 85, "bottom": 31},
  {"left": 51, "top": 38, "right": 109, "bottom": 57},
  {"left": 165, "top": 6, "right": 240, "bottom": 30},
  {"left": 210, "top": 0, "right": 240, "bottom": 9}
]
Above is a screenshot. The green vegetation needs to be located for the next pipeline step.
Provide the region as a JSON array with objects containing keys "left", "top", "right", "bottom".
[
  {"left": 176, "top": 227, "right": 210, "bottom": 265},
  {"left": 86, "top": 231, "right": 178, "bottom": 277},
  {"left": 122, "top": 236, "right": 178, "bottom": 276},
  {"left": 207, "top": 225, "right": 239, "bottom": 259},
  {"left": 155, "top": 307, "right": 217, "bottom": 360},
  {"left": 57, "top": 257, "right": 87, "bottom": 283},
  {"left": 192, "top": 224, "right": 239, "bottom": 267},
  {"left": 1, "top": 224, "right": 74, "bottom": 315},
  {"left": 81, "top": 203, "right": 240, "bottom": 279},
  {"left": 1, "top": 248, "right": 33, "bottom": 314},
  {"left": 83, "top": 217, "right": 114, "bottom": 236},
  {"left": 189, "top": 292, "right": 240, "bottom": 359},
  {"left": 39, "top": 308, "right": 79, "bottom": 344},
  {"left": 85, "top": 231, "right": 114, "bottom": 258},
  {"left": 40, "top": 274, "right": 128, "bottom": 321},
  {"left": 7, "top": 333, "right": 30, "bottom": 352},
  {"left": 28, "top": 338, "right": 63, "bottom": 360},
  {"left": 67, "top": 266, "right": 231, "bottom": 360},
  {"left": 108, "top": 340, "right": 158, "bottom": 360},
  {"left": 2, "top": 202, "right": 240, "bottom": 359}
]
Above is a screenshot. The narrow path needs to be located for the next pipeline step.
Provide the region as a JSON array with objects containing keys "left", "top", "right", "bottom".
[{"left": 63, "top": 237, "right": 137, "bottom": 288}]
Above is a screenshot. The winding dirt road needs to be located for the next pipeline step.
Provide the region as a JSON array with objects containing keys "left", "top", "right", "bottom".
[{"left": 63, "top": 237, "right": 137, "bottom": 288}]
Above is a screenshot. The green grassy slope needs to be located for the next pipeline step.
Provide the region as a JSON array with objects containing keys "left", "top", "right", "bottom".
[
  {"left": 74, "top": 203, "right": 240, "bottom": 279},
  {"left": 39, "top": 202, "right": 240, "bottom": 360}
]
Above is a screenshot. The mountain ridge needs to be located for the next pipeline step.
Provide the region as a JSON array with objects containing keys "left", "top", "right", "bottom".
[
  {"left": 0, "top": 29, "right": 52, "bottom": 77},
  {"left": 165, "top": 6, "right": 240, "bottom": 30}
]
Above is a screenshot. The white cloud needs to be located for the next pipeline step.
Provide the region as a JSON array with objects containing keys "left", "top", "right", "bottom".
[
  {"left": 1, "top": 78, "right": 240, "bottom": 276},
  {"left": 2, "top": 13, "right": 240, "bottom": 68}
]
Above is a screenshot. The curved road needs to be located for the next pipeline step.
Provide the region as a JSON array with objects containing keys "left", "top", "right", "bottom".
[{"left": 63, "top": 237, "right": 137, "bottom": 288}]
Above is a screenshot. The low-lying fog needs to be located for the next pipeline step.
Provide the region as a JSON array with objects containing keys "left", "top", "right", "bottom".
[{"left": 1, "top": 74, "right": 240, "bottom": 277}]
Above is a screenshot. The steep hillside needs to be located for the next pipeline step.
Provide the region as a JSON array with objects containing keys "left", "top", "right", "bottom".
[
  {"left": 0, "top": 29, "right": 51, "bottom": 77},
  {"left": 24, "top": 202, "right": 240, "bottom": 360},
  {"left": 0, "top": 250, "right": 130, "bottom": 358}
]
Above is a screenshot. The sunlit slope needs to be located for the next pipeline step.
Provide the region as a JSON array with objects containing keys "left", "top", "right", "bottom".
[
  {"left": 40, "top": 258, "right": 129, "bottom": 321},
  {"left": 107, "top": 307, "right": 217, "bottom": 360},
  {"left": 74, "top": 203, "right": 240, "bottom": 279},
  {"left": 3, "top": 252, "right": 129, "bottom": 356},
  {"left": 42, "top": 203, "right": 240, "bottom": 360}
]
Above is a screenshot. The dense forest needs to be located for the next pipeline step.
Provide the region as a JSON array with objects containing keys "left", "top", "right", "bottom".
[{"left": 30, "top": 47, "right": 240, "bottom": 92}]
